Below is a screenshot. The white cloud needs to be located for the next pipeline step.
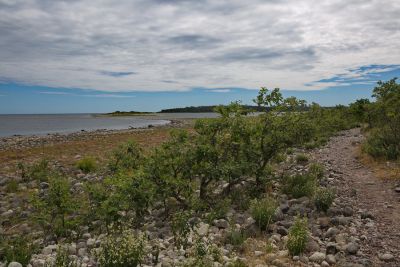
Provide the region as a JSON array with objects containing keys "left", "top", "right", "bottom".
[{"left": 0, "top": 0, "right": 399, "bottom": 92}]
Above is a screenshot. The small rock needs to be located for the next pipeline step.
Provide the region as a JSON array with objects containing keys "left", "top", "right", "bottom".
[
  {"left": 254, "top": 251, "right": 264, "bottom": 257},
  {"left": 378, "top": 253, "right": 394, "bottom": 262},
  {"left": 345, "top": 242, "right": 359, "bottom": 255},
  {"left": 325, "top": 254, "right": 336, "bottom": 264},
  {"left": 8, "top": 262, "right": 23, "bottom": 267},
  {"left": 309, "top": 252, "right": 326, "bottom": 263},
  {"left": 394, "top": 187, "right": 400, "bottom": 193}
]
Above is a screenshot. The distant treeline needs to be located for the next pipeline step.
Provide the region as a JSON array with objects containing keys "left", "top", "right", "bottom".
[{"left": 159, "top": 105, "right": 267, "bottom": 113}]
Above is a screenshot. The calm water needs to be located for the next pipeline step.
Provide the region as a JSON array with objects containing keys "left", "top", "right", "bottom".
[{"left": 0, "top": 113, "right": 219, "bottom": 137}]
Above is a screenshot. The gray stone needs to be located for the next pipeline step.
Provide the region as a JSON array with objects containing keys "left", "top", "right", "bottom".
[
  {"left": 345, "top": 242, "right": 359, "bottom": 255},
  {"left": 326, "top": 254, "right": 336, "bottom": 264},
  {"left": 325, "top": 227, "right": 339, "bottom": 239},
  {"left": 378, "top": 253, "right": 394, "bottom": 262},
  {"left": 309, "top": 252, "right": 326, "bottom": 263},
  {"left": 214, "top": 219, "right": 229, "bottom": 229},
  {"left": 394, "top": 187, "right": 400, "bottom": 193},
  {"left": 342, "top": 206, "right": 353, "bottom": 217},
  {"left": 305, "top": 238, "right": 320, "bottom": 253},
  {"left": 8, "top": 262, "right": 23, "bottom": 267}
]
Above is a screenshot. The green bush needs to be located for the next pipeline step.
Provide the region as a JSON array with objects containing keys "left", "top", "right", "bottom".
[
  {"left": 314, "top": 187, "right": 335, "bottom": 212},
  {"left": 171, "top": 211, "right": 192, "bottom": 249},
  {"left": 76, "top": 157, "right": 97, "bottom": 173},
  {"left": 225, "top": 228, "right": 247, "bottom": 249},
  {"left": 308, "top": 163, "right": 324, "bottom": 180},
  {"left": 6, "top": 179, "right": 19, "bottom": 193},
  {"left": 97, "top": 230, "right": 146, "bottom": 267},
  {"left": 282, "top": 174, "right": 316, "bottom": 198},
  {"left": 205, "top": 198, "right": 231, "bottom": 223},
  {"left": 250, "top": 197, "right": 277, "bottom": 231},
  {"left": 182, "top": 238, "right": 222, "bottom": 267},
  {"left": 0, "top": 236, "right": 38, "bottom": 266},
  {"left": 295, "top": 154, "right": 309, "bottom": 163},
  {"left": 287, "top": 217, "right": 308, "bottom": 256},
  {"left": 108, "top": 141, "right": 142, "bottom": 172},
  {"left": 363, "top": 128, "right": 400, "bottom": 160},
  {"left": 28, "top": 159, "right": 51, "bottom": 182},
  {"left": 362, "top": 79, "right": 400, "bottom": 160},
  {"left": 32, "top": 174, "right": 79, "bottom": 237},
  {"left": 54, "top": 245, "right": 80, "bottom": 267}
]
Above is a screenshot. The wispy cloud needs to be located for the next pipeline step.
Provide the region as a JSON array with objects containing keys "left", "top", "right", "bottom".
[
  {"left": 82, "top": 94, "right": 135, "bottom": 98},
  {"left": 208, "top": 89, "right": 231, "bottom": 93},
  {"left": 99, "top": 71, "right": 137, "bottom": 77},
  {"left": 39, "top": 91, "right": 72, "bottom": 95}
]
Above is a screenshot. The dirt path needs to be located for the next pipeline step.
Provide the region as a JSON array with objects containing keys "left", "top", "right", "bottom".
[{"left": 313, "top": 128, "right": 400, "bottom": 266}]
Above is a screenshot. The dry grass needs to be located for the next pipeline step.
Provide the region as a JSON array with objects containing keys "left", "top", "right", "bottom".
[
  {"left": 356, "top": 146, "right": 400, "bottom": 180},
  {"left": 0, "top": 126, "right": 191, "bottom": 175}
]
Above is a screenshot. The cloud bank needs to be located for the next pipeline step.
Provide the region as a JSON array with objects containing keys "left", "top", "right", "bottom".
[{"left": 0, "top": 0, "right": 399, "bottom": 92}]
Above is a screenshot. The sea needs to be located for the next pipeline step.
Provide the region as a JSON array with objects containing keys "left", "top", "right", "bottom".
[{"left": 0, "top": 113, "right": 219, "bottom": 137}]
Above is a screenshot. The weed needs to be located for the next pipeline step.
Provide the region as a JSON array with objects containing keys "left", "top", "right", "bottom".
[{"left": 287, "top": 217, "right": 308, "bottom": 256}]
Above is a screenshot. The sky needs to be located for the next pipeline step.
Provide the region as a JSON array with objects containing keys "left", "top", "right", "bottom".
[{"left": 0, "top": 0, "right": 399, "bottom": 113}]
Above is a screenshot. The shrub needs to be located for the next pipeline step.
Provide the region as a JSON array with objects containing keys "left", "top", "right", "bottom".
[
  {"left": 108, "top": 141, "right": 142, "bottom": 172},
  {"left": 250, "top": 197, "right": 277, "bottom": 231},
  {"left": 295, "top": 154, "right": 309, "bottom": 163},
  {"left": 363, "top": 128, "right": 400, "bottom": 160},
  {"left": 54, "top": 245, "right": 80, "bottom": 267},
  {"left": 97, "top": 230, "right": 146, "bottom": 267},
  {"left": 314, "top": 187, "right": 335, "bottom": 212},
  {"left": 308, "top": 163, "right": 324, "bottom": 180},
  {"left": 182, "top": 238, "right": 222, "bottom": 267},
  {"left": 171, "top": 211, "right": 192, "bottom": 249},
  {"left": 32, "top": 174, "right": 79, "bottom": 237},
  {"left": 76, "top": 157, "right": 97, "bottom": 173},
  {"left": 225, "top": 228, "right": 247, "bottom": 249},
  {"left": 28, "top": 159, "right": 50, "bottom": 182},
  {"left": 282, "top": 174, "right": 316, "bottom": 198},
  {"left": 6, "top": 179, "right": 19, "bottom": 193},
  {"left": 0, "top": 236, "right": 39, "bottom": 266},
  {"left": 287, "top": 217, "right": 308, "bottom": 256},
  {"left": 205, "top": 198, "right": 231, "bottom": 223}
]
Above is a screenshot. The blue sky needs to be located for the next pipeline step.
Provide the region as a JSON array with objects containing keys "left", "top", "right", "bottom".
[
  {"left": 1, "top": 64, "right": 399, "bottom": 114},
  {"left": 0, "top": 0, "right": 399, "bottom": 113}
]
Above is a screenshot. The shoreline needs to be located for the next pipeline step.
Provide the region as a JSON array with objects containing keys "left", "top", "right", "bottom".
[{"left": 0, "top": 119, "right": 185, "bottom": 151}]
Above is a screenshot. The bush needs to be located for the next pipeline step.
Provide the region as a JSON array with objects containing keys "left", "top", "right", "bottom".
[
  {"left": 314, "top": 187, "right": 335, "bottom": 212},
  {"left": 0, "top": 236, "right": 38, "bottom": 266},
  {"left": 108, "top": 141, "right": 142, "bottom": 172},
  {"left": 363, "top": 128, "right": 400, "bottom": 160},
  {"left": 205, "top": 198, "right": 231, "bottom": 223},
  {"left": 225, "top": 228, "right": 247, "bottom": 249},
  {"left": 182, "top": 238, "right": 222, "bottom": 267},
  {"left": 282, "top": 174, "right": 316, "bottom": 198},
  {"left": 295, "top": 154, "right": 309, "bottom": 163},
  {"left": 308, "top": 163, "right": 324, "bottom": 180},
  {"left": 97, "top": 230, "right": 146, "bottom": 267},
  {"left": 55, "top": 245, "right": 80, "bottom": 267},
  {"left": 6, "top": 179, "right": 19, "bottom": 193},
  {"left": 250, "top": 197, "right": 277, "bottom": 231},
  {"left": 287, "top": 217, "right": 308, "bottom": 256},
  {"left": 171, "top": 211, "right": 192, "bottom": 249},
  {"left": 28, "top": 159, "right": 51, "bottom": 182},
  {"left": 32, "top": 174, "right": 79, "bottom": 237},
  {"left": 76, "top": 157, "right": 97, "bottom": 173}
]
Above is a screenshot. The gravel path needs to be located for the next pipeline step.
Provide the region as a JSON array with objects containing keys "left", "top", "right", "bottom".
[{"left": 313, "top": 128, "right": 400, "bottom": 267}]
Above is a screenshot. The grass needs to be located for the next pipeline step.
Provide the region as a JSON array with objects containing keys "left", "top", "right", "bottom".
[
  {"left": 314, "top": 187, "right": 335, "bottom": 212},
  {"left": 295, "top": 154, "right": 309, "bottom": 164},
  {"left": 287, "top": 217, "right": 308, "bottom": 256},
  {"left": 250, "top": 197, "right": 278, "bottom": 231},
  {"left": 282, "top": 173, "right": 316, "bottom": 198},
  {"left": 76, "top": 157, "right": 97, "bottom": 173}
]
